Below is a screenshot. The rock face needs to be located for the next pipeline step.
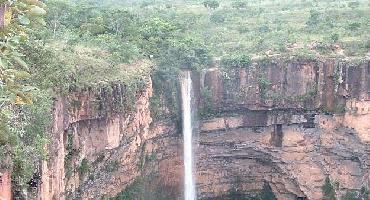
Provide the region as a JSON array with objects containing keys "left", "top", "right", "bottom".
[
  {"left": 34, "top": 69, "right": 160, "bottom": 200},
  {"left": 38, "top": 77, "right": 184, "bottom": 199},
  {"left": 0, "top": 171, "right": 12, "bottom": 200},
  {"left": 37, "top": 57, "right": 370, "bottom": 200},
  {"left": 195, "top": 58, "right": 370, "bottom": 199},
  {"left": 196, "top": 113, "right": 370, "bottom": 200}
]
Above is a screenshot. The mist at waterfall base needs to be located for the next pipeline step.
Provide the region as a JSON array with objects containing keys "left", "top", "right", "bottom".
[{"left": 180, "top": 71, "right": 196, "bottom": 200}]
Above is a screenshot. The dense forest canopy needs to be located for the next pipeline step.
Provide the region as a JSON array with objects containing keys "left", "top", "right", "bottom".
[{"left": 0, "top": 0, "right": 369, "bottom": 192}]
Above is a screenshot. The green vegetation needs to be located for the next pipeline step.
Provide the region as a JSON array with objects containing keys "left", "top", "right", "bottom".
[
  {"left": 342, "top": 191, "right": 357, "bottom": 200},
  {"left": 205, "top": 181, "right": 276, "bottom": 200},
  {"left": 322, "top": 176, "right": 337, "bottom": 200},
  {"left": 203, "top": 0, "right": 220, "bottom": 9},
  {"left": 143, "top": 0, "right": 368, "bottom": 58},
  {"left": 342, "top": 187, "right": 370, "bottom": 200},
  {"left": 65, "top": 132, "right": 74, "bottom": 178},
  {"left": 295, "top": 86, "right": 318, "bottom": 102},
  {"left": 78, "top": 158, "right": 90, "bottom": 177},
  {"left": 214, "top": 192, "right": 259, "bottom": 200},
  {"left": 221, "top": 54, "right": 251, "bottom": 68},
  {"left": 0, "top": 0, "right": 369, "bottom": 196},
  {"left": 78, "top": 0, "right": 370, "bottom": 60},
  {"left": 139, "top": 146, "right": 157, "bottom": 171},
  {"left": 258, "top": 76, "right": 271, "bottom": 100},
  {"left": 111, "top": 174, "right": 177, "bottom": 200},
  {"left": 361, "top": 187, "right": 370, "bottom": 200},
  {"left": 231, "top": 0, "right": 247, "bottom": 9},
  {"left": 261, "top": 182, "right": 277, "bottom": 200},
  {"left": 0, "top": 0, "right": 50, "bottom": 186},
  {"left": 104, "top": 161, "right": 119, "bottom": 173},
  {"left": 199, "top": 86, "right": 213, "bottom": 118}
]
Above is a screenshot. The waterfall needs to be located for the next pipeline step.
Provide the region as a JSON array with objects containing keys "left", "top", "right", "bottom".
[{"left": 180, "top": 71, "right": 196, "bottom": 200}]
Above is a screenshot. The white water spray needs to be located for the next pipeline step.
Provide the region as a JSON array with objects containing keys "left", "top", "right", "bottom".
[{"left": 180, "top": 71, "right": 196, "bottom": 200}]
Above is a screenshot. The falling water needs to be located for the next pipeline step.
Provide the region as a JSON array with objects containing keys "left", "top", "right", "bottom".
[{"left": 180, "top": 71, "right": 196, "bottom": 200}]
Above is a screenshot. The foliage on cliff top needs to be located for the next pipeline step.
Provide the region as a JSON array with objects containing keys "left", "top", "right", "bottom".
[
  {"left": 221, "top": 54, "right": 251, "bottom": 68},
  {"left": 51, "top": 43, "right": 153, "bottom": 90},
  {"left": 122, "top": 0, "right": 369, "bottom": 59},
  {"left": 46, "top": 0, "right": 370, "bottom": 68}
]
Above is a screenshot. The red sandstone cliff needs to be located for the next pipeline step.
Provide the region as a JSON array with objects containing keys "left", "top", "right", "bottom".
[
  {"left": 29, "top": 57, "right": 370, "bottom": 200},
  {"left": 0, "top": 171, "right": 11, "bottom": 200}
]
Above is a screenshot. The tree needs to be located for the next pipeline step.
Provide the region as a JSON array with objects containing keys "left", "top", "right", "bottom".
[
  {"left": 140, "top": 18, "right": 177, "bottom": 58},
  {"left": 45, "top": 0, "right": 73, "bottom": 37},
  {"left": 158, "top": 36, "right": 212, "bottom": 70},
  {"left": 0, "top": 0, "right": 47, "bottom": 187},
  {"left": 0, "top": 0, "right": 47, "bottom": 109},
  {"left": 151, "top": 36, "right": 212, "bottom": 119},
  {"left": 104, "top": 9, "right": 137, "bottom": 37}
]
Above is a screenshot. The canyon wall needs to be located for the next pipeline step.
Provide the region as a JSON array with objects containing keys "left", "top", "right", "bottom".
[
  {"left": 38, "top": 77, "right": 183, "bottom": 200},
  {"left": 35, "top": 57, "right": 370, "bottom": 200},
  {"left": 195, "top": 58, "right": 370, "bottom": 199}
]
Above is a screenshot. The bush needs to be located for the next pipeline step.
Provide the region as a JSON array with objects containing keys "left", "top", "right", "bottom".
[
  {"left": 237, "top": 26, "right": 249, "bottom": 33},
  {"left": 78, "top": 158, "right": 90, "bottom": 177},
  {"left": 259, "top": 25, "right": 270, "bottom": 33},
  {"left": 322, "top": 177, "right": 337, "bottom": 200},
  {"left": 210, "top": 12, "right": 226, "bottom": 23},
  {"left": 104, "top": 161, "right": 120, "bottom": 172},
  {"left": 342, "top": 187, "right": 370, "bottom": 200},
  {"left": 360, "top": 187, "right": 370, "bottom": 199},
  {"left": 347, "top": 22, "right": 361, "bottom": 31},
  {"left": 258, "top": 76, "right": 270, "bottom": 99},
  {"left": 365, "top": 40, "right": 370, "bottom": 50},
  {"left": 221, "top": 54, "right": 251, "bottom": 68},
  {"left": 330, "top": 33, "right": 339, "bottom": 43},
  {"left": 160, "top": 36, "right": 212, "bottom": 70},
  {"left": 232, "top": 0, "right": 247, "bottom": 9},
  {"left": 203, "top": 0, "right": 220, "bottom": 9},
  {"left": 348, "top": 1, "right": 360, "bottom": 9},
  {"left": 315, "top": 42, "right": 333, "bottom": 55},
  {"left": 306, "top": 9, "right": 321, "bottom": 27},
  {"left": 140, "top": 0, "right": 154, "bottom": 8},
  {"left": 199, "top": 87, "right": 213, "bottom": 118},
  {"left": 342, "top": 191, "right": 358, "bottom": 200},
  {"left": 261, "top": 182, "right": 277, "bottom": 200}
]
